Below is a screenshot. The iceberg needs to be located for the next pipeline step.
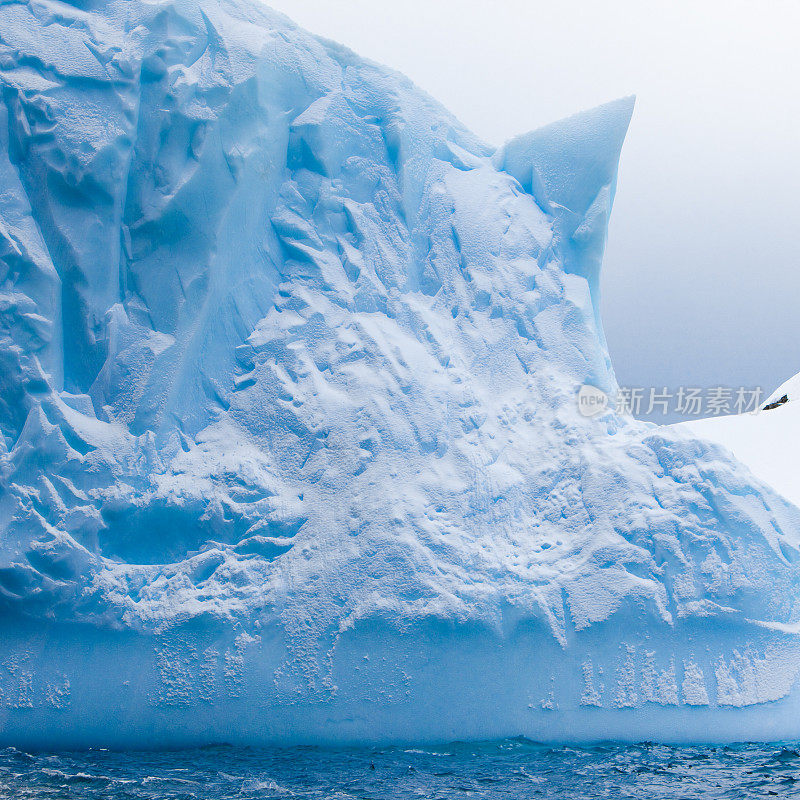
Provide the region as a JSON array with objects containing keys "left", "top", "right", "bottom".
[{"left": 2, "top": 0, "right": 800, "bottom": 747}]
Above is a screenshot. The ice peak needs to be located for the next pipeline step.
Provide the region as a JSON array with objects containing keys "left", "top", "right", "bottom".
[
  {"left": 493, "top": 96, "right": 634, "bottom": 335},
  {"left": 493, "top": 96, "right": 635, "bottom": 216}
]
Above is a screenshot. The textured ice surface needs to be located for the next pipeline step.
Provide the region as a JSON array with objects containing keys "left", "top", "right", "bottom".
[{"left": 2, "top": 0, "right": 800, "bottom": 747}]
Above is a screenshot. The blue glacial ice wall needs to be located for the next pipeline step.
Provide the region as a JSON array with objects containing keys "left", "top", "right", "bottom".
[{"left": 1, "top": 0, "right": 800, "bottom": 747}]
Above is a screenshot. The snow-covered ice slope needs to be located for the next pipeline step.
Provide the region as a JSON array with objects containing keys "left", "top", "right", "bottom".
[
  {"left": 2, "top": 0, "right": 800, "bottom": 747},
  {"left": 680, "top": 376, "right": 800, "bottom": 508}
]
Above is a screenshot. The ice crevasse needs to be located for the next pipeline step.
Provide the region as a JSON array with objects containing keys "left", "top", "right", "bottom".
[{"left": 1, "top": 0, "right": 800, "bottom": 747}]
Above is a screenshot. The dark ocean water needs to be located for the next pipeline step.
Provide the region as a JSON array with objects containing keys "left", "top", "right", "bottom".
[{"left": 2, "top": 739, "right": 800, "bottom": 799}]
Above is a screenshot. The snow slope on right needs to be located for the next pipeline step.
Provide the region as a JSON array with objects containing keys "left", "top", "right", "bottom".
[{"left": 678, "top": 374, "right": 800, "bottom": 508}]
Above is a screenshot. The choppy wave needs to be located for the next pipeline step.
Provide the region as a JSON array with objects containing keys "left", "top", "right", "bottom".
[{"left": 2, "top": 739, "right": 800, "bottom": 799}]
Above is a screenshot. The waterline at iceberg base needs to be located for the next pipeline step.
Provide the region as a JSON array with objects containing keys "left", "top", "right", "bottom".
[{"left": 2, "top": 0, "right": 800, "bottom": 747}]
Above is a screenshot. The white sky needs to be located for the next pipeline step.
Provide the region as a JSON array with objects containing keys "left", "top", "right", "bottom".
[{"left": 266, "top": 0, "right": 800, "bottom": 418}]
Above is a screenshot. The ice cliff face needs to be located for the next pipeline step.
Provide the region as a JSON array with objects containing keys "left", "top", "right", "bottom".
[{"left": 2, "top": 0, "right": 800, "bottom": 746}]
